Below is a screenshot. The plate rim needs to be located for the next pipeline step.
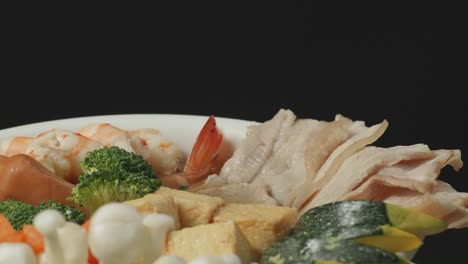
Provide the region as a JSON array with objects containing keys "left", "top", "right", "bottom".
[
  {"left": 0, "top": 113, "right": 257, "bottom": 137},
  {"left": 0, "top": 113, "right": 258, "bottom": 153}
]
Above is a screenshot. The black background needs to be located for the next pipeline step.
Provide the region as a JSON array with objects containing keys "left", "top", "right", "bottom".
[{"left": 2, "top": 10, "right": 467, "bottom": 263}]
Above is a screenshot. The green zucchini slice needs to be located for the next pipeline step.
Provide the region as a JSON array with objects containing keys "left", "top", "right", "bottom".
[
  {"left": 295, "top": 200, "right": 447, "bottom": 237},
  {"left": 260, "top": 236, "right": 410, "bottom": 264}
]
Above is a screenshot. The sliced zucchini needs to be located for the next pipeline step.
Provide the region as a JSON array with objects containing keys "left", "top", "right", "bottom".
[
  {"left": 385, "top": 203, "right": 447, "bottom": 236},
  {"left": 352, "top": 225, "right": 422, "bottom": 253},
  {"left": 297, "top": 224, "right": 421, "bottom": 253},
  {"left": 295, "top": 200, "right": 447, "bottom": 237},
  {"left": 260, "top": 236, "right": 410, "bottom": 264}
]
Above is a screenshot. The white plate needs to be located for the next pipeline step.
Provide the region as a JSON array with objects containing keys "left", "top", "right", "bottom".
[
  {"left": 0, "top": 114, "right": 422, "bottom": 261},
  {"left": 0, "top": 114, "right": 258, "bottom": 153}
]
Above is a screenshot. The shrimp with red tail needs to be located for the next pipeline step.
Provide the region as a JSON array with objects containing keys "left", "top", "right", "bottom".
[{"left": 160, "top": 116, "right": 232, "bottom": 189}]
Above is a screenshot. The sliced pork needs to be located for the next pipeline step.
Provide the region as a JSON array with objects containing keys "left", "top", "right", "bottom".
[
  {"left": 330, "top": 149, "right": 465, "bottom": 228},
  {"left": 301, "top": 144, "right": 435, "bottom": 211},
  {"left": 195, "top": 109, "right": 466, "bottom": 229},
  {"left": 196, "top": 109, "right": 388, "bottom": 207},
  {"left": 351, "top": 149, "right": 461, "bottom": 194},
  {"left": 213, "top": 109, "right": 298, "bottom": 184},
  {"left": 291, "top": 116, "right": 388, "bottom": 208}
]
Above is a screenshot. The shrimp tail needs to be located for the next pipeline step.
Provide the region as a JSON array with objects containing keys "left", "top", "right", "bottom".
[{"left": 183, "top": 116, "right": 223, "bottom": 181}]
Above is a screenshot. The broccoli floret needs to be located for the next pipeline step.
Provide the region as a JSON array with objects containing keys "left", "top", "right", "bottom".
[
  {"left": 38, "top": 201, "right": 86, "bottom": 224},
  {"left": 81, "top": 146, "right": 156, "bottom": 176},
  {"left": 0, "top": 199, "right": 39, "bottom": 230},
  {"left": 71, "top": 146, "right": 161, "bottom": 213},
  {"left": 0, "top": 199, "right": 86, "bottom": 230}
]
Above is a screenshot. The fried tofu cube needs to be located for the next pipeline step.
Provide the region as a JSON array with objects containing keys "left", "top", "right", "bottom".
[
  {"left": 125, "top": 193, "right": 180, "bottom": 229},
  {"left": 165, "top": 221, "right": 252, "bottom": 264},
  {"left": 213, "top": 203, "right": 297, "bottom": 255},
  {"left": 155, "top": 187, "right": 224, "bottom": 227}
]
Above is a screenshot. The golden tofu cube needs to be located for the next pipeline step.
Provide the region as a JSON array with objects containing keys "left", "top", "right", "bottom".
[
  {"left": 155, "top": 187, "right": 224, "bottom": 227},
  {"left": 213, "top": 203, "right": 297, "bottom": 255},
  {"left": 165, "top": 221, "right": 252, "bottom": 264},
  {"left": 125, "top": 193, "right": 180, "bottom": 229}
]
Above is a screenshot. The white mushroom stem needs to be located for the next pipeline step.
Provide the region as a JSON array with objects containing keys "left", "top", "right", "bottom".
[
  {"left": 33, "top": 210, "right": 66, "bottom": 264},
  {"left": 188, "top": 254, "right": 241, "bottom": 264},
  {"left": 89, "top": 202, "right": 145, "bottom": 264},
  {"left": 188, "top": 256, "right": 224, "bottom": 264},
  {"left": 57, "top": 222, "right": 88, "bottom": 264},
  {"left": 0, "top": 243, "right": 37, "bottom": 264},
  {"left": 143, "top": 214, "right": 176, "bottom": 264},
  {"left": 219, "top": 254, "right": 241, "bottom": 264},
  {"left": 152, "top": 255, "right": 186, "bottom": 264}
]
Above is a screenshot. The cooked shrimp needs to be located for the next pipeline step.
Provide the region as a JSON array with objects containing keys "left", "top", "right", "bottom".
[
  {"left": 79, "top": 123, "right": 141, "bottom": 153},
  {"left": 160, "top": 116, "right": 227, "bottom": 189},
  {"left": 34, "top": 129, "right": 103, "bottom": 182},
  {"left": 0, "top": 129, "right": 103, "bottom": 183},
  {"left": 0, "top": 135, "right": 64, "bottom": 180},
  {"left": 79, "top": 123, "right": 186, "bottom": 176},
  {"left": 129, "top": 128, "right": 186, "bottom": 176},
  {"left": 0, "top": 118, "right": 227, "bottom": 187},
  {"left": 0, "top": 136, "right": 33, "bottom": 156}
]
